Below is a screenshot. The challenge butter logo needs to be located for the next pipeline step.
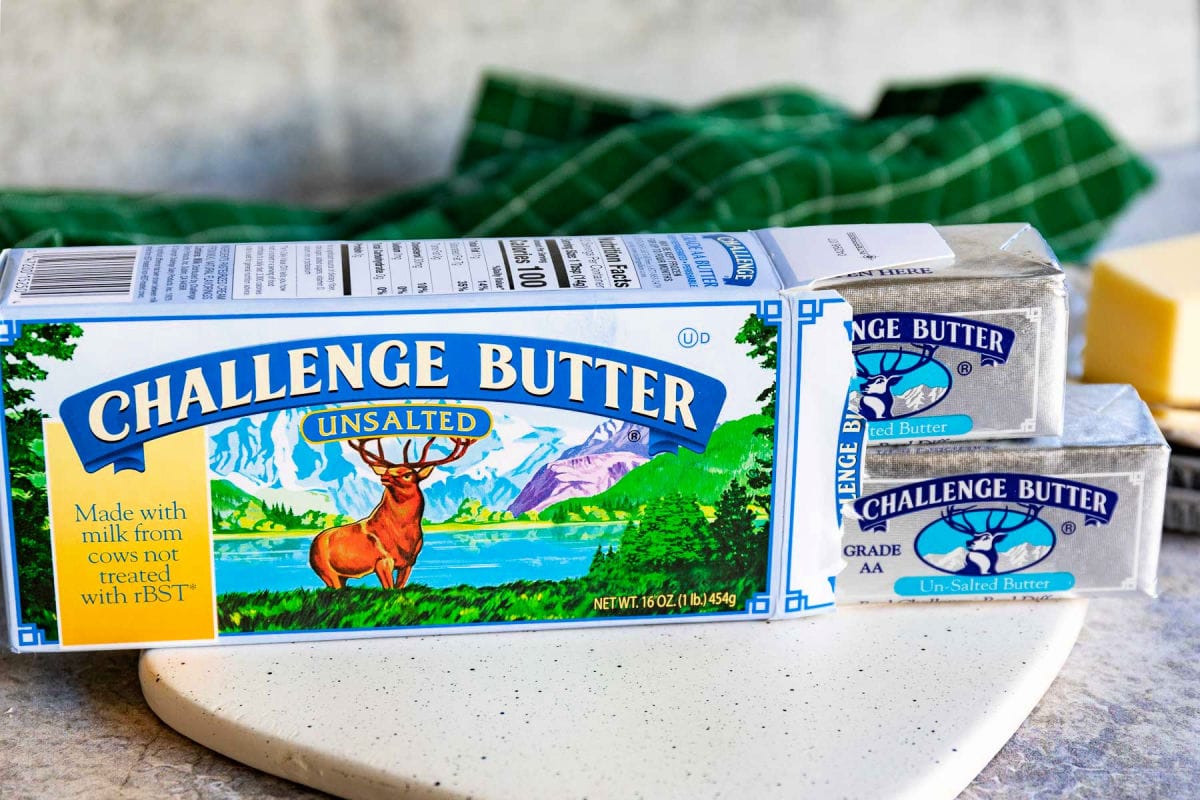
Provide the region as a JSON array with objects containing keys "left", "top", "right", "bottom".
[
  {"left": 850, "top": 311, "right": 1016, "bottom": 422},
  {"left": 61, "top": 334, "right": 727, "bottom": 473},
  {"left": 854, "top": 473, "right": 1117, "bottom": 577},
  {"left": 704, "top": 234, "right": 758, "bottom": 287}
]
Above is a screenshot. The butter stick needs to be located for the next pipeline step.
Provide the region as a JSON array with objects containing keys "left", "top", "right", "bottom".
[
  {"left": 1085, "top": 234, "right": 1200, "bottom": 406},
  {"left": 796, "top": 224, "right": 1068, "bottom": 445},
  {"left": 838, "top": 384, "right": 1168, "bottom": 601}
]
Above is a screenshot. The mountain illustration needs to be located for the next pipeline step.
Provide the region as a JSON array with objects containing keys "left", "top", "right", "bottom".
[
  {"left": 847, "top": 384, "right": 947, "bottom": 416},
  {"left": 997, "top": 543, "right": 1051, "bottom": 572},
  {"left": 542, "top": 414, "right": 772, "bottom": 521},
  {"left": 927, "top": 548, "right": 968, "bottom": 573},
  {"left": 558, "top": 419, "right": 652, "bottom": 461},
  {"left": 209, "top": 409, "right": 379, "bottom": 516},
  {"left": 208, "top": 407, "right": 585, "bottom": 521},
  {"left": 508, "top": 421, "right": 650, "bottom": 515},
  {"left": 896, "top": 384, "right": 947, "bottom": 413},
  {"left": 420, "top": 414, "right": 581, "bottom": 521}
]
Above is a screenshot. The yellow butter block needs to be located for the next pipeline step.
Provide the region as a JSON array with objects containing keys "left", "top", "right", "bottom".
[
  {"left": 1084, "top": 235, "right": 1200, "bottom": 406},
  {"left": 1150, "top": 404, "right": 1200, "bottom": 449}
]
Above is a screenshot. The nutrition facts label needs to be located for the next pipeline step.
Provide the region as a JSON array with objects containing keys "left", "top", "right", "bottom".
[
  {"left": 5, "top": 231, "right": 780, "bottom": 305},
  {"left": 224, "top": 237, "right": 645, "bottom": 300}
]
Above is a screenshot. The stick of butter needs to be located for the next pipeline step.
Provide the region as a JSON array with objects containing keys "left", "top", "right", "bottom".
[
  {"left": 838, "top": 383, "right": 1168, "bottom": 601},
  {"left": 765, "top": 223, "right": 1068, "bottom": 445},
  {"left": 1084, "top": 235, "right": 1200, "bottom": 406}
]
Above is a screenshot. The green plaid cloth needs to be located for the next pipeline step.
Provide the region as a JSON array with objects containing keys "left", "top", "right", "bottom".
[{"left": 0, "top": 75, "right": 1152, "bottom": 262}]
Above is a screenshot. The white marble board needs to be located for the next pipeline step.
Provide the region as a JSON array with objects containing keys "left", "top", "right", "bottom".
[{"left": 141, "top": 599, "right": 1086, "bottom": 800}]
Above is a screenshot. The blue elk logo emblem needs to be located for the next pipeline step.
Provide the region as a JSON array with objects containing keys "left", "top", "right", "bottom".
[
  {"left": 851, "top": 344, "right": 950, "bottom": 421},
  {"left": 915, "top": 504, "right": 1056, "bottom": 576}
]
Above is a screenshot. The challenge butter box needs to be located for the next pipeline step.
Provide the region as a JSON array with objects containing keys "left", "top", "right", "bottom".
[{"left": 0, "top": 230, "right": 855, "bottom": 651}]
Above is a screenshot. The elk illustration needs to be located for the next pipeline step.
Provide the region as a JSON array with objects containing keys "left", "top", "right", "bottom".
[
  {"left": 940, "top": 504, "right": 1042, "bottom": 576},
  {"left": 853, "top": 344, "right": 939, "bottom": 420},
  {"left": 309, "top": 436, "right": 474, "bottom": 589}
]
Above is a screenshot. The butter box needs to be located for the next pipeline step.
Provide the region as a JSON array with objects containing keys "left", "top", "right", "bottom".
[
  {"left": 764, "top": 224, "right": 1067, "bottom": 445},
  {"left": 0, "top": 231, "right": 853, "bottom": 651},
  {"left": 837, "top": 384, "right": 1168, "bottom": 601}
]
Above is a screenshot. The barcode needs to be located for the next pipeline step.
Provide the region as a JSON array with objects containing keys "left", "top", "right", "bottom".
[{"left": 20, "top": 248, "right": 138, "bottom": 299}]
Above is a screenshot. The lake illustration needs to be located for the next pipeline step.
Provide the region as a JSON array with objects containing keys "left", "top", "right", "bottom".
[{"left": 214, "top": 523, "right": 623, "bottom": 595}]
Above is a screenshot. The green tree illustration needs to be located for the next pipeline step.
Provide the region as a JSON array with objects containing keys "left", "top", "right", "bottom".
[
  {"left": 3, "top": 323, "right": 83, "bottom": 640},
  {"left": 637, "top": 493, "right": 713, "bottom": 569},
  {"left": 709, "top": 480, "right": 767, "bottom": 583},
  {"left": 734, "top": 314, "right": 778, "bottom": 512},
  {"left": 613, "top": 516, "right": 650, "bottom": 570}
]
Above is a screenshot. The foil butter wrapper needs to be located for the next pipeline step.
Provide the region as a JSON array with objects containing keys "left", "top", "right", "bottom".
[
  {"left": 814, "top": 223, "right": 1067, "bottom": 446},
  {"left": 838, "top": 384, "right": 1168, "bottom": 602}
]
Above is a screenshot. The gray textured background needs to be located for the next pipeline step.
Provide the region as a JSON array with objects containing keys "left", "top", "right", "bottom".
[{"left": 0, "top": 0, "right": 1197, "bottom": 204}]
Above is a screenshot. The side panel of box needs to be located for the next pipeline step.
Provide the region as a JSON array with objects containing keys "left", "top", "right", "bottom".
[{"left": 774, "top": 293, "right": 855, "bottom": 616}]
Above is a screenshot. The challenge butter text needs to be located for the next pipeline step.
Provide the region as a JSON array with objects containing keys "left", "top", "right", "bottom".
[{"left": 86, "top": 339, "right": 700, "bottom": 442}]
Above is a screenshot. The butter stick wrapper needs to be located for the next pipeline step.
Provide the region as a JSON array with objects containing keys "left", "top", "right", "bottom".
[
  {"left": 764, "top": 223, "right": 1068, "bottom": 445},
  {"left": 0, "top": 231, "right": 854, "bottom": 652},
  {"left": 838, "top": 384, "right": 1167, "bottom": 601}
]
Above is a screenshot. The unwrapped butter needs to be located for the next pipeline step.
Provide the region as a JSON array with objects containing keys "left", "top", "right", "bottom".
[{"left": 1085, "top": 234, "right": 1200, "bottom": 406}]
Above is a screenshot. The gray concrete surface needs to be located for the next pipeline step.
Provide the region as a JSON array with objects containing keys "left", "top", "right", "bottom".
[
  {"left": 1, "top": 0, "right": 1197, "bottom": 204},
  {"left": 962, "top": 533, "right": 1200, "bottom": 800}
]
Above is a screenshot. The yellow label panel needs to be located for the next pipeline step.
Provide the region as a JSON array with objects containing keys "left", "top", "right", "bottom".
[{"left": 44, "top": 422, "right": 214, "bottom": 646}]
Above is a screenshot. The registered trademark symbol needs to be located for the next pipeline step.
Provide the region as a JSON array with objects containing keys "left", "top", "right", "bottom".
[
  {"left": 627, "top": 429, "right": 642, "bottom": 442},
  {"left": 957, "top": 361, "right": 973, "bottom": 376},
  {"left": 1061, "top": 521, "right": 1077, "bottom": 535}
]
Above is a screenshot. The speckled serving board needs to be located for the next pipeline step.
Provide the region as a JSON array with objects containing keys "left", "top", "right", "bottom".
[{"left": 140, "top": 600, "right": 1085, "bottom": 800}]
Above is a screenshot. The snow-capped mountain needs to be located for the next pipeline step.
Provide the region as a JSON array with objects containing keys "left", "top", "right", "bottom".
[
  {"left": 927, "top": 548, "right": 968, "bottom": 573},
  {"left": 419, "top": 414, "right": 580, "bottom": 520},
  {"left": 208, "top": 409, "right": 378, "bottom": 516},
  {"left": 558, "top": 419, "right": 651, "bottom": 461},
  {"left": 208, "top": 408, "right": 585, "bottom": 521},
  {"left": 896, "top": 384, "right": 947, "bottom": 413},
  {"left": 848, "top": 384, "right": 946, "bottom": 416},
  {"left": 507, "top": 452, "right": 647, "bottom": 515},
  {"left": 508, "top": 421, "right": 650, "bottom": 514},
  {"left": 996, "top": 543, "right": 1051, "bottom": 572}
]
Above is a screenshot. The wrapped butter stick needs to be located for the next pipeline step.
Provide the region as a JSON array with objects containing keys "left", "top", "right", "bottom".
[
  {"left": 838, "top": 384, "right": 1167, "bottom": 601},
  {"left": 762, "top": 223, "right": 1067, "bottom": 445}
]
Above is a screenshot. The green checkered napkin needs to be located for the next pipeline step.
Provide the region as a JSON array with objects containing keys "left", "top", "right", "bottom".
[{"left": 0, "top": 74, "right": 1152, "bottom": 262}]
